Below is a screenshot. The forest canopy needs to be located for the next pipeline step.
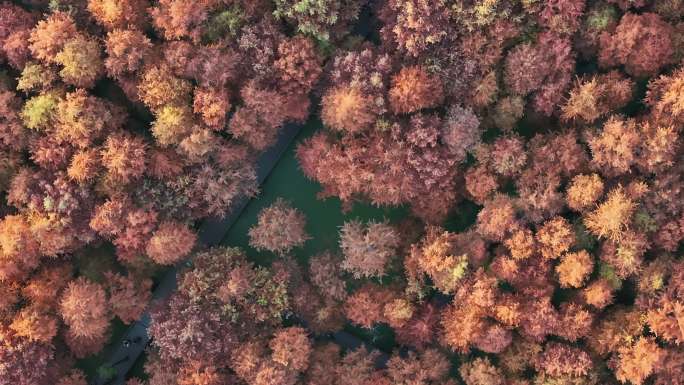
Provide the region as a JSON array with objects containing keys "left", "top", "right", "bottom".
[{"left": 0, "top": 1, "right": 684, "bottom": 385}]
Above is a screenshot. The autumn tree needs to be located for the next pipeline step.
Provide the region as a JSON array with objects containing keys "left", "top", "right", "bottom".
[
  {"left": 269, "top": 327, "right": 312, "bottom": 371},
  {"left": 54, "top": 34, "right": 104, "bottom": 88},
  {"left": 588, "top": 117, "right": 640, "bottom": 176},
  {"left": 599, "top": 13, "right": 674, "bottom": 77},
  {"left": 273, "top": 0, "right": 363, "bottom": 42},
  {"left": 321, "top": 86, "right": 375, "bottom": 133},
  {"left": 585, "top": 186, "right": 636, "bottom": 241},
  {"left": 566, "top": 173, "right": 604, "bottom": 211},
  {"left": 536, "top": 216, "right": 575, "bottom": 260},
  {"left": 59, "top": 277, "right": 110, "bottom": 339},
  {"left": 28, "top": 12, "right": 78, "bottom": 64},
  {"left": 614, "top": 337, "right": 664, "bottom": 385},
  {"left": 408, "top": 227, "right": 469, "bottom": 294},
  {"left": 562, "top": 71, "right": 634, "bottom": 123},
  {"left": 556, "top": 250, "right": 594, "bottom": 288},
  {"left": 339, "top": 220, "right": 399, "bottom": 278},
  {"left": 104, "top": 28, "right": 152, "bottom": 78},
  {"left": 379, "top": 0, "right": 453, "bottom": 58},
  {"left": 87, "top": 0, "right": 149, "bottom": 30},
  {"left": 105, "top": 271, "right": 152, "bottom": 324},
  {"left": 388, "top": 65, "right": 444, "bottom": 114},
  {"left": 646, "top": 66, "right": 684, "bottom": 126},
  {"left": 145, "top": 221, "right": 197, "bottom": 265},
  {"left": 248, "top": 198, "right": 309, "bottom": 255}
]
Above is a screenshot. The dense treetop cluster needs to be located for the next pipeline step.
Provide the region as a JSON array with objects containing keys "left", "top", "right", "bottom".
[
  {"left": 0, "top": 0, "right": 684, "bottom": 384},
  {"left": 0, "top": 0, "right": 322, "bottom": 382}
]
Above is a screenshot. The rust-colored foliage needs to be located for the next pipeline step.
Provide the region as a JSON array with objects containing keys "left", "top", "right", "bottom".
[
  {"left": 105, "top": 271, "right": 152, "bottom": 324},
  {"left": 440, "top": 300, "right": 486, "bottom": 353},
  {"left": 339, "top": 220, "right": 399, "bottom": 279},
  {"left": 489, "top": 135, "right": 527, "bottom": 177},
  {"left": 309, "top": 252, "right": 347, "bottom": 301},
  {"left": 465, "top": 165, "right": 498, "bottom": 204},
  {"left": 28, "top": 12, "right": 78, "bottom": 64},
  {"left": 248, "top": 198, "right": 309, "bottom": 255},
  {"left": 388, "top": 65, "right": 444, "bottom": 114},
  {"left": 59, "top": 277, "right": 110, "bottom": 339},
  {"left": 504, "top": 228, "right": 537, "bottom": 260},
  {"left": 274, "top": 35, "right": 322, "bottom": 96},
  {"left": 583, "top": 278, "right": 615, "bottom": 309},
  {"left": 177, "top": 363, "right": 228, "bottom": 385},
  {"left": 409, "top": 227, "right": 469, "bottom": 294},
  {"left": 647, "top": 66, "right": 684, "bottom": 126},
  {"left": 0, "top": 324, "right": 54, "bottom": 385},
  {"left": 321, "top": 86, "right": 375, "bottom": 133},
  {"left": 87, "top": 0, "right": 149, "bottom": 30},
  {"left": 535, "top": 342, "right": 593, "bottom": 377},
  {"left": 9, "top": 306, "right": 58, "bottom": 343},
  {"left": 585, "top": 186, "right": 636, "bottom": 241},
  {"left": 504, "top": 32, "right": 574, "bottom": 115},
  {"left": 566, "top": 173, "right": 604, "bottom": 211},
  {"left": 615, "top": 337, "right": 664, "bottom": 385},
  {"left": 297, "top": 117, "right": 459, "bottom": 223},
  {"left": 148, "top": 0, "right": 210, "bottom": 41},
  {"left": 386, "top": 348, "right": 451, "bottom": 385},
  {"left": 556, "top": 250, "right": 594, "bottom": 288},
  {"left": 538, "top": 0, "right": 586, "bottom": 34},
  {"left": 145, "top": 221, "right": 196, "bottom": 265},
  {"left": 379, "top": 0, "right": 452, "bottom": 57},
  {"left": 101, "top": 132, "right": 147, "bottom": 183},
  {"left": 588, "top": 116, "right": 641, "bottom": 176},
  {"left": 383, "top": 298, "right": 414, "bottom": 329},
  {"left": 228, "top": 83, "right": 290, "bottom": 151},
  {"left": 0, "top": 214, "right": 40, "bottom": 282},
  {"left": 637, "top": 121, "right": 678, "bottom": 173},
  {"left": 2, "top": 1, "right": 684, "bottom": 381},
  {"left": 269, "top": 327, "right": 312, "bottom": 371},
  {"left": 193, "top": 87, "right": 230, "bottom": 129},
  {"left": 54, "top": 34, "right": 104, "bottom": 88},
  {"left": 562, "top": 71, "right": 634, "bottom": 123},
  {"left": 0, "top": 3, "right": 35, "bottom": 68},
  {"left": 460, "top": 357, "right": 504, "bottom": 385},
  {"left": 599, "top": 13, "right": 674, "bottom": 77},
  {"left": 536, "top": 216, "right": 575, "bottom": 260},
  {"left": 104, "top": 28, "right": 152, "bottom": 78},
  {"left": 137, "top": 64, "right": 192, "bottom": 110},
  {"left": 645, "top": 262, "right": 684, "bottom": 345},
  {"left": 67, "top": 149, "right": 100, "bottom": 183},
  {"left": 344, "top": 284, "right": 394, "bottom": 328},
  {"left": 443, "top": 105, "right": 481, "bottom": 161},
  {"left": 55, "top": 89, "right": 121, "bottom": 148},
  {"left": 56, "top": 370, "right": 88, "bottom": 385},
  {"left": 476, "top": 194, "right": 520, "bottom": 242}
]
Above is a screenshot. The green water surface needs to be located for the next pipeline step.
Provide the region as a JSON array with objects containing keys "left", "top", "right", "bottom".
[{"left": 220, "top": 119, "right": 410, "bottom": 265}]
